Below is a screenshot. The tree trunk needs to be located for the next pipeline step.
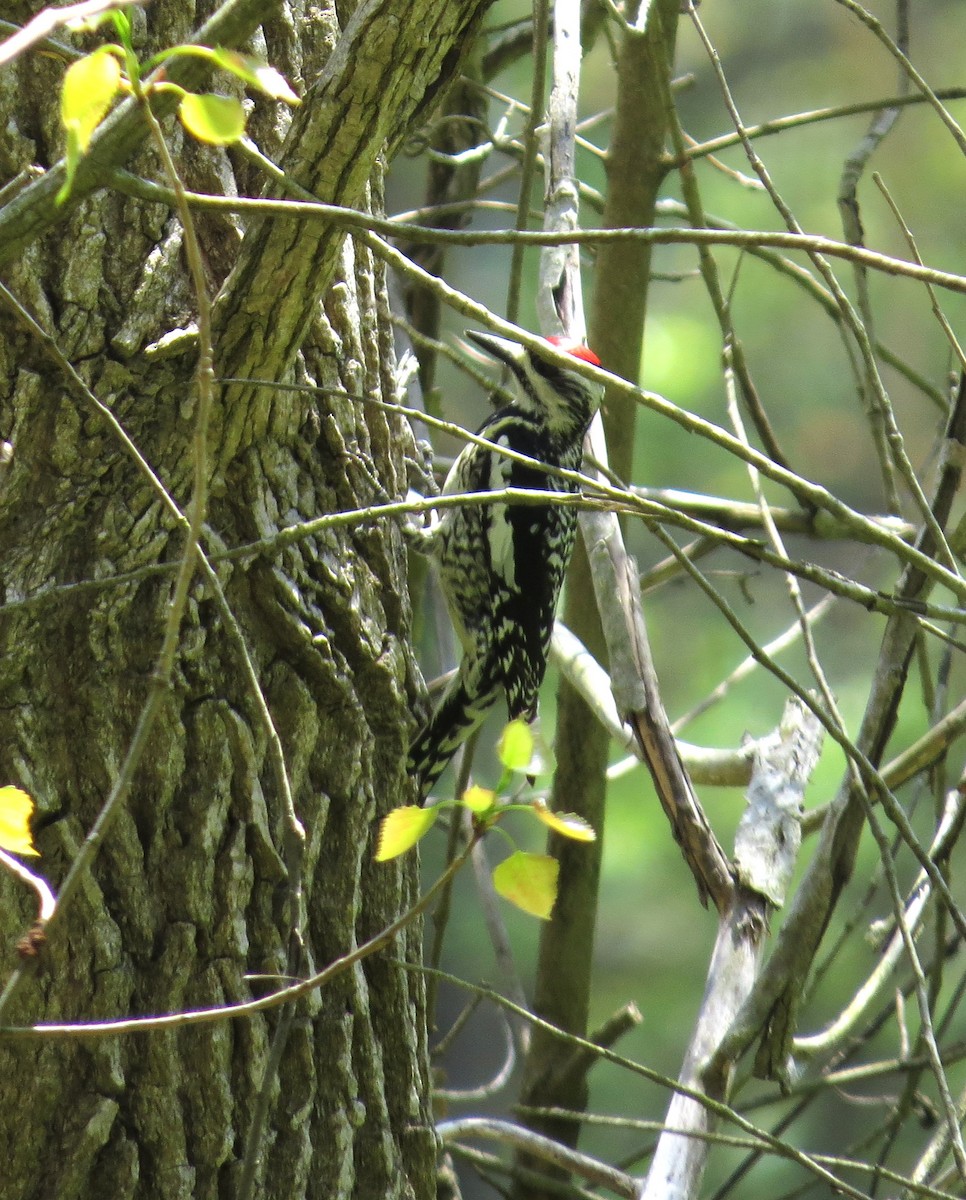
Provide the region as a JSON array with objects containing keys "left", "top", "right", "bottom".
[{"left": 0, "top": 2, "right": 488, "bottom": 1196}]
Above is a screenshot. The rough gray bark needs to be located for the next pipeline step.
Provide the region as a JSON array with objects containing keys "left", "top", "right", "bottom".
[{"left": 0, "top": 1, "right": 489, "bottom": 1197}]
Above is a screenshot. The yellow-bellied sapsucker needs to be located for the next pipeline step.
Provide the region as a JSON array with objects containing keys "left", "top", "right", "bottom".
[{"left": 408, "top": 331, "right": 603, "bottom": 801}]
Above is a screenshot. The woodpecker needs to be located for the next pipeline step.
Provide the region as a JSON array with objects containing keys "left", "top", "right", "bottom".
[{"left": 408, "top": 330, "right": 603, "bottom": 801}]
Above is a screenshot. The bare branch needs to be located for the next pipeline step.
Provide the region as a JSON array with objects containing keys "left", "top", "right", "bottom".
[{"left": 641, "top": 698, "right": 824, "bottom": 1200}]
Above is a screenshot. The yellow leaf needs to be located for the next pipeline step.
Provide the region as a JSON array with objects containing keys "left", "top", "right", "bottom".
[
  {"left": 375, "top": 805, "right": 437, "bottom": 861},
  {"left": 210, "top": 49, "right": 301, "bottom": 103},
  {"left": 0, "top": 786, "right": 39, "bottom": 857},
  {"left": 461, "top": 785, "right": 495, "bottom": 814},
  {"left": 492, "top": 851, "right": 558, "bottom": 919},
  {"left": 496, "top": 719, "right": 534, "bottom": 772},
  {"left": 178, "top": 93, "right": 246, "bottom": 145},
  {"left": 532, "top": 798, "right": 596, "bottom": 842},
  {"left": 61, "top": 47, "right": 122, "bottom": 152}
]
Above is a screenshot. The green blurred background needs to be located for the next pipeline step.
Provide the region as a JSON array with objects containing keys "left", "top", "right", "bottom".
[{"left": 391, "top": 1, "right": 966, "bottom": 1193}]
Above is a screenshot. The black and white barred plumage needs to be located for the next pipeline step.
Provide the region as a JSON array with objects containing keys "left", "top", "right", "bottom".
[{"left": 408, "top": 331, "right": 603, "bottom": 801}]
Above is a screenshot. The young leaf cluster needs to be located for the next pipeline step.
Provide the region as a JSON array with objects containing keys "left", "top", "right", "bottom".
[
  {"left": 376, "top": 720, "right": 595, "bottom": 920},
  {"left": 58, "top": 7, "right": 299, "bottom": 203}
]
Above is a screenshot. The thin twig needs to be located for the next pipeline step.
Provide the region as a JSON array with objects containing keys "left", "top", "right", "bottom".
[
  {"left": 0, "top": 70, "right": 223, "bottom": 1026},
  {"left": 834, "top": 0, "right": 966, "bottom": 157},
  {"left": 835, "top": 0, "right": 909, "bottom": 507},
  {"left": 687, "top": 0, "right": 960, "bottom": 573},
  {"left": 682, "top": 87, "right": 966, "bottom": 164},
  {"left": 644, "top": 522, "right": 966, "bottom": 947},
  {"left": 0, "top": 849, "right": 56, "bottom": 924},
  {"left": 1, "top": 832, "right": 482, "bottom": 1040},
  {"left": 438, "top": 1117, "right": 637, "bottom": 1198},
  {"left": 795, "top": 787, "right": 966, "bottom": 1058},
  {"left": 101, "top": 175, "right": 966, "bottom": 301},
  {"left": 505, "top": 0, "right": 548, "bottom": 325},
  {"left": 0, "top": 0, "right": 146, "bottom": 67},
  {"left": 874, "top": 173, "right": 966, "bottom": 373}
]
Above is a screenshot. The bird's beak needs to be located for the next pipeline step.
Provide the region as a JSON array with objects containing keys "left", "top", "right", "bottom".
[{"left": 464, "top": 329, "right": 526, "bottom": 369}]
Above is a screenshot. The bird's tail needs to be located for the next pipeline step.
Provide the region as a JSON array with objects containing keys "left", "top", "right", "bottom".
[{"left": 408, "top": 664, "right": 500, "bottom": 802}]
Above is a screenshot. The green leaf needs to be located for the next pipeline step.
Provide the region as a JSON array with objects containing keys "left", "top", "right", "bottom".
[
  {"left": 532, "top": 798, "right": 596, "bottom": 842},
  {"left": 461, "top": 785, "right": 496, "bottom": 815},
  {"left": 0, "top": 786, "right": 39, "bottom": 857},
  {"left": 496, "top": 719, "right": 534, "bottom": 772},
  {"left": 178, "top": 92, "right": 246, "bottom": 145},
  {"left": 61, "top": 46, "right": 122, "bottom": 153},
  {"left": 492, "top": 851, "right": 558, "bottom": 919},
  {"left": 110, "top": 8, "right": 133, "bottom": 48},
  {"left": 375, "top": 805, "right": 437, "bottom": 861},
  {"left": 209, "top": 49, "right": 301, "bottom": 103}
]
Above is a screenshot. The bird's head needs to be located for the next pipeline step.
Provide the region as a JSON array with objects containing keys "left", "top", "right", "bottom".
[{"left": 465, "top": 330, "right": 603, "bottom": 439}]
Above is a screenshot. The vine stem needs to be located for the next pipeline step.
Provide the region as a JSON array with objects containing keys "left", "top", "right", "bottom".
[
  {"left": 0, "top": 86, "right": 220, "bottom": 1027},
  {"left": 0, "top": 830, "right": 482, "bottom": 1039}
]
